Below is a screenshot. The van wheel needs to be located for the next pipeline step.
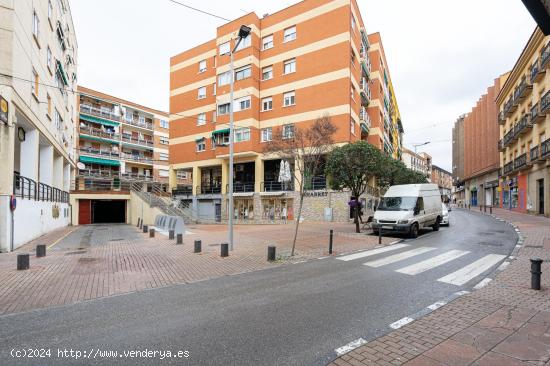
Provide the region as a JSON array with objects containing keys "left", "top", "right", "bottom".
[
  {"left": 432, "top": 217, "right": 441, "bottom": 232},
  {"left": 410, "top": 223, "right": 419, "bottom": 238}
]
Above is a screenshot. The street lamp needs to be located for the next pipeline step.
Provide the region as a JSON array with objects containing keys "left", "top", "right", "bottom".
[
  {"left": 228, "top": 25, "right": 251, "bottom": 251},
  {"left": 413, "top": 141, "right": 430, "bottom": 155}
]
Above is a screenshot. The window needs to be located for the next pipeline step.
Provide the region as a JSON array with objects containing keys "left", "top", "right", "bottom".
[
  {"left": 159, "top": 169, "right": 169, "bottom": 178},
  {"left": 235, "top": 65, "right": 251, "bottom": 81},
  {"left": 351, "top": 49, "right": 356, "bottom": 68},
  {"left": 261, "top": 127, "right": 272, "bottom": 142},
  {"left": 177, "top": 171, "right": 187, "bottom": 179},
  {"left": 32, "top": 11, "right": 40, "bottom": 41},
  {"left": 218, "top": 71, "right": 231, "bottom": 86},
  {"left": 196, "top": 139, "right": 206, "bottom": 152},
  {"left": 159, "top": 153, "right": 169, "bottom": 161},
  {"left": 54, "top": 109, "right": 62, "bottom": 133},
  {"left": 350, "top": 119, "right": 355, "bottom": 135},
  {"left": 262, "top": 66, "right": 273, "bottom": 81},
  {"left": 351, "top": 15, "right": 356, "bottom": 31},
  {"left": 283, "top": 26, "right": 296, "bottom": 42},
  {"left": 47, "top": 47, "right": 52, "bottom": 71},
  {"left": 283, "top": 91, "right": 295, "bottom": 107},
  {"left": 160, "top": 137, "right": 169, "bottom": 145},
  {"left": 262, "top": 97, "right": 273, "bottom": 111},
  {"left": 198, "top": 86, "right": 206, "bottom": 99},
  {"left": 159, "top": 119, "right": 169, "bottom": 129},
  {"left": 262, "top": 35, "right": 273, "bottom": 50},
  {"left": 32, "top": 69, "right": 39, "bottom": 97},
  {"left": 219, "top": 42, "right": 230, "bottom": 55},
  {"left": 234, "top": 96, "right": 251, "bottom": 112},
  {"left": 351, "top": 85, "right": 356, "bottom": 100},
  {"left": 283, "top": 59, "right": 296, "bottom": 74},
  {"left": 199, "top": 59, "right": 207, "bottom": 72},
  {"left": 213, "top": 83, "right": 216, "bottom": 96},
  {"left": 235, "top": 34, "right": 251, "bottom": 51},
  {"left": 48, "top": 0, "right": 53, "bottom": 19},
  {"left": 282, "top": 124, "right": 294, "bottom": 139},
  {"left": 218, "top": 103, "right": 230, "bottom": 115},
  {"left": 234, "top": 128, "right": 250, "bottom": 142},
  {"left": 197, "top": 113, "right": 206, "bottom": 125}
]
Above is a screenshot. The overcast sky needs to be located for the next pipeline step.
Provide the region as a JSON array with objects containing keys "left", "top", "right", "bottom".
[{"left": 71, "top": 0, "right": 536, "bottom": 171}]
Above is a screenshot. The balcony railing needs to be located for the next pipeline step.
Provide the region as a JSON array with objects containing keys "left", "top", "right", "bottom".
[
  {"left": 199, "top": 184, "right": 222, "bottom": 194},
  {"left": 304, "top": 176, "right": 327, "bottom": 191},
  {"left": 120, "top": 152, "right": 153, "bottom": 164},
  {"left": 79, "top": 147, "right": 120, "bottom": 159},
  {"left": 120, "top": 172, "right": 153, "bottom": 181},
  {"left": 503, "top": 161, "right": 514, "bottom": 175},
  {"left": 79, "top": 168, "right": 120, "bottom": 178},
  {"left": 122, "top": 116, "right": 153, "bottom": 130},
  {"left": 531, "top": 59, "right": 540, "bottom": 83},
  {"left": 121, "top": 135, "right": 154, "bottom": 148},
  {"left": 513, "top": 153, "right": 527, "bottom": 171},
  {"left": 513, "top": 114, "right": 532, "bottom": 137},
  {"left": 172, "top": 185, "right": 193, "bottom": 196},
  {"left": 541, "top": 90, "right": 550, "bottom": 114},
  {"left": 502, "top": 129, "right": 515, "bottom": 148},
  {"left": 80, "top": 104, "right": 121, "bottom": 122},
  {"left": 541, "top": 42, "right": 550, "bottom": 69},
  {"left": 542, "top": 138, "right": 550, "bottom": 159},
  {"left": 530, "top": 145, "right": 540, "bottom": 163},
  {"left": 226, "top": 182, "right": 255, "bottom": 193},
  {"left": 13, "top": 173, "right": 69, "bottom": 203},
  {"left": 498, "top": 111, "right": 506, "bottom": 125},
  {"left": 80, "top": 125, "right": 119, "bottom": 141},
  {"left": 503, "top": 97, "right": 514, "bottom": 116},
  {"left": 261, "top": 181, "right": 294, "bottom": 192},
  {"left": 73, "top": 177, "right": 132, "bottom": 192},
  {"left": 514, "top": 77, "right": 531, "bottom": 102},
  {"left": 531, "top": 103, "right": 544, "bottom": 124}
]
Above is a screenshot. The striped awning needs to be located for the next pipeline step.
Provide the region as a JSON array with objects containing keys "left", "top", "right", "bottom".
[
  {"left": 80, "top": 113, "right": 119, "bottom": 127},
  {"left": 79, "top": 156, "right": 120, "bottom": 167}
]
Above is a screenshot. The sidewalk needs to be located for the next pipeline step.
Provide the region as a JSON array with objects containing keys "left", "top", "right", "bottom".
[
  {"left": 330, "top": 208, "right": 550, "bottom": 366},
  {"left": 0, "top": 221, "right": 394, "bottom": 316}
]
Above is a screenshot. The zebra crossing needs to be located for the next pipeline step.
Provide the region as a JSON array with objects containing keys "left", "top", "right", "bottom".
[{"left": 337, "top": 244, "right": 507, "bottom": 286}]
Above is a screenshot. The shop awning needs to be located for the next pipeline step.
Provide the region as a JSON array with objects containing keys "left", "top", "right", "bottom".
[
  {"left": 80, "top": 113, "right": 119, "bottom": 127},
  {"left": 212, "top": 129, "right": 230, "bottom": 136},
  {"left": 79, "top": 156, "right": 120, "bottom": 167},
  {"left": 260, "top": 191, "right": 285, "bottom": 197}
]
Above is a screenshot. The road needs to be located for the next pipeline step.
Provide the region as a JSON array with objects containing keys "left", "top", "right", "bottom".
[{"left": 0, "top": 210, "right": 517, "bottom": 366}]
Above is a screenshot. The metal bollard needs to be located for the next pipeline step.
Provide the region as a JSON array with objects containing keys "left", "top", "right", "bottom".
[
  {"left": 143, "top": 225, "right": 148, "bottom": 233},
  {"left": 267, "top": 245, "right": 276, "bottom": 261},
  {"left": 137, "top": 218, "right": 141, "bottom": 228},
  {"left": 221, "top": 243, "right": 229, "bottom": 257},
  {"left": 378, "top": 227, "right": 382, "bottom": 245},
  {"left": 139, "top": 220, "right": 143, "bottom": 229},
  {"left": 480, "top": 205, "right": 482, "bottom": 212},
  {"left": 176, "top": 233, "right": 183, "bottom": 245},
  {"left": 468, "top": 204, "right": 471, "bottom": 210},
  {"left": 149, "top": 228, "right": 155, "bottom": 238},
  {"left": 169, "top": 230, "right": 175, "bottom": 240},
  {"left": 329, "top": 229, "right": 334, "bottom": 254},
  {"left": 484, "top": 205, "right": 487, "bottom": 213},
  {"left": 36, "top": 244, "right": 46, "bottom": 258},
  {"left": 17, "top": 254, "right": 30, "bottom": 270},
  {"left": 194, "top": 240, "right": 202, "bottom": 253},
  {"left": 531, "top": 258, "right": 543, "bottom": 290},
  {"left": 490, "top": 206, "right": 493, "bottom": 214}
]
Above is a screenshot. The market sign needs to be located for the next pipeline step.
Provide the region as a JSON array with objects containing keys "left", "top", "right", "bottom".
[{"left": 0, "top": 96, "right": 8, "bottom": 124}]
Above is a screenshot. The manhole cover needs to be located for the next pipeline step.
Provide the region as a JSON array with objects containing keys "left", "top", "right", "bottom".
[
  {"left": 65, "top": 250, "right": 87, "bottom": 255},
  {"left": 477, "top": 242, "right": 503, "bottom": 247},
  {"left": 78, "top": 257, "right": 97, "bottom": 263}
]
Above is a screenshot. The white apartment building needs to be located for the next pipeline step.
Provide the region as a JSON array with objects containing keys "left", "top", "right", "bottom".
[
  {"left": 402, "top": 148, "right": 433, "bottom": 180},
  {"left": 0, "top": 0, "right": 78, "bottom": 251}
]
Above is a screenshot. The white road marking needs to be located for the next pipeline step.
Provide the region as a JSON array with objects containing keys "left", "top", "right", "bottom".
[
  {"left": 497, "top": 261, "right": 510, "bottom": 271},
  {"left": 335, "top": 338, "right": 368, "bottom": 356},
  {"left": 427, "top": 301, "right": 447, "bottom": 311},
  {"left": 336, "top": 243, "right": 410, "bottom": 262},
  {"left": 455, "top": 290, "right": 470, "bottom": 296},
  {"left": 363, "top": 247, "right": 437, "bottom": 268},
  {"left": 438, "top": 254, "right": 506, "bottom": 286},
  {"left": 389, "top": 317, "right": 414, "bottom": 329},
  {"left": 473, "top": 278, "right": 492, "bottom": 289},
  {"left": 396, "top": 249, "right": 469, "bottom": 275}
]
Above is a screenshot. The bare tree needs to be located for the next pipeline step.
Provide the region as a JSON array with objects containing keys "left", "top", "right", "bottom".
[{"left": 263, "top": 114, "right": 337, "bottom": 256}]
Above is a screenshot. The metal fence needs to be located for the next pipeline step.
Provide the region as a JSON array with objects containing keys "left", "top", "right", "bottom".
[{"left": 13, "top": 173, "right": 69, "bottom": 203}]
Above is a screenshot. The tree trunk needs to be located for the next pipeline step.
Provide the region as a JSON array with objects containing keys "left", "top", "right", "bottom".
[
  {"left": 354, "top": 205, "right": 360, "bottom": 233},
  {"left": 291, "top": 193, "right": 305, "bottom": 256}
]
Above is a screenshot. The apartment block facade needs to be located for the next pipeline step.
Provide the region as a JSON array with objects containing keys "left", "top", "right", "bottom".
[
  {"left": 497, "top": 28, "right": 550, "bottom": 215},
  {"left": 0, "top": 0, "right": 77, "bottom": 251},
  {"left": 168, "top": 0, "right": 401, "bottom": 222},
  {"left": 459, "top": 75, "right": 507, "bottom": 207},
  {"left": 402, "top": 148, "right": 432, "bottom": 179},
  {"left": 431, "top": 165, "right": 452, "bottom": 200},
  {"left": 452, "top": 115, "right": 465, "bottom": 202}
]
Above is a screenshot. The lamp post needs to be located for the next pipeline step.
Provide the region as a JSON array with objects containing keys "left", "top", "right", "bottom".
[
  {"left": 228, "top": 25, "right": 251, "bottom": 251},
  {"left": 413, "top": 141, "right": 430, "bottom": 155}
]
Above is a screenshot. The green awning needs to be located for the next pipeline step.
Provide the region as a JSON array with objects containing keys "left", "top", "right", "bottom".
[
  {"left": 195, "top": 137, "right": 206, "bottom": 142},
  {"left": 79, "top": 156, "right": 120, "bottom": 167},
  {"left": 79, "top": 134, "right": 119, "bottom": 144},
  {"left": 360, "top": 122, "right": 369, "bottom": 134},
  {"left": 360, "top": 29, "right": 369, "bottom": 49},
  {"left": 212, "top": 129, "right": 230, "bottom": 136},
  {"left": 80, "top": 113, "right": 119, "bottom": 127},
  {"left": 361, "top": 60, "right": 369, "bottom": 77},
  {"left": 56, "top": 60, "right": 69, "bottom": 86}
]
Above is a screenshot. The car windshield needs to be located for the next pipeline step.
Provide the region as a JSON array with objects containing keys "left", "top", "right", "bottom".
[{"left": 378, "top": 196, "right": 418, "bottom": 211}]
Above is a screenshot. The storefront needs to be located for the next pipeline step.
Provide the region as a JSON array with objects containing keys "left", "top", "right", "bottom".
[
  {"left": 261, "top": 195, "right": 294, "bottom": 221},
  {"left": 232, "top": 195, "right": 254, "bottom": 220},
  {"left": 484, "top": 180, "right": 499, "bottom": 207},
  {"left": 469, "top": 186, "right": 478, "bottom": 206},
  {"left": 499, "top": 175, "right": 527, "bottom": 212}
]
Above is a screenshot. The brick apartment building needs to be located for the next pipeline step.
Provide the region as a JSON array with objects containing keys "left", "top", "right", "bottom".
[
  {"left": 431, "top": 165, "right": 452, "bottom": 201},
  {"left": 497, "top": 28, "right": 550, "bottom": 215},
  {"left": 168, "top": 0, "right": 403, "bottom": 222},
  {"left": 452, "top": 115, "right": 465, "bottom": 202}
]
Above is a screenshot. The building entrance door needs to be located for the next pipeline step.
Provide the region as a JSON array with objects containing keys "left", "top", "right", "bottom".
[{"left": 538, "top": 179, "right": 545, "bottom": 215}]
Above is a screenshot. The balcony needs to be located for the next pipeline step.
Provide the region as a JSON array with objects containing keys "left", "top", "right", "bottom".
[
  {"left": 120, "top": 172, "right": 153, "bottom": 181},
  {"left": 502, "top": 129, "right": 515, "bottom": 148},
  {"left": 121, "top": 135, "right": 154, "bottom": 148},
  {"left": 226, "top": 182, "right": 255, "bottom": 193},
  {"left": 122, "top": 116, "right": 153, "bottom": 130},
  {"left": 513, "top": 77, "right": 532, "bottom": 103},
  {"left": 513, "top": 114, "right": 532, "bottom": 138},
  {"left": 120, "top": 152, "right": 153, "bottom": 164},
  {"left": 531, "top": 58, "right": 545, "bottom": 83},
  {"left": 305, "top": 176, "right": 327, "bottom": 191},
  {"left": 172, "top": 185, "right": 193, "bottom": 196},
  {"left": 531, "top": 103, "right": 544, "bottom": 124},
  {"left": 80, "top": 125, "right": 120, "bottom": 142},
  {"left": 503, "top": 161, "right": 514, "bottom": 176},
  {"left": 541, "top": 42, "right": 550, "bottom": 70},
  {"left": 361, "top": 59, "right": 370, "bottom": 80},
  {"left": 261, "top": 181, "right": 294, "bottom": 192},
  {"left": 542, "top": 138, "right": 550, "bottom": 159},
  {"left": 360, "top": 89, "right": 370, "bottom": 107},
  {"left": 199, "top": 184, "right": 222, "bottom": 194},
  {"left": 80, "top": 104, "right": 121, "bottom": 122},
  {"left": 529, "top": 145, "right": 539, "bottom": 164},
  {"left": 498, "top": 139, "right": 506, "bottom": 151},
  {"left": 503, "top": 97, "right": 515, "bottom": 117},
  {"left": 513, "top": 153, "right": 527, "bottom": 171},
  {"left": 79, "top": 147, "right": 120, "bottom": 160},
  {"left": 541, "top": 89, "right": 550, "bottom": 114},
  {"left": 78, "top": 168, "right": 120, "bottom": 178},
  {"left": 498, "top": 111, "right": 506, "bottom": 125}
]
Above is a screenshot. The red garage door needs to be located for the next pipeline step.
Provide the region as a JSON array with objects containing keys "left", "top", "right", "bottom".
[{"left": 79, "top": 200, "right": 91, "bottom": 225}]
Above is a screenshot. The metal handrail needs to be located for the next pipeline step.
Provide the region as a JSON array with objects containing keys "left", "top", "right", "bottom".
[
  {"left": 80, "top": 104, "right": 121, "bottom": 122},
  {"left": 226, "top": 182, "right": 255, "bottom": 193},
  {"left": 261, "top": 181, "right": 294, "bottom": 192}
]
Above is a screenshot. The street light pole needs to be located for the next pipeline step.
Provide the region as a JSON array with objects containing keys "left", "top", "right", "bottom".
[{"left": 228, "top": 25, "right": 251, "bottom": 252}]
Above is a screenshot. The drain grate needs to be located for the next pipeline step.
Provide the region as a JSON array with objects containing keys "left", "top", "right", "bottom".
[
  {"left": 65, "top": 250, "right": 87, "bottom": 255},
  {"left": 78, "top": 257, "right": 97, "bottom": 263},
  {"left": 110, "top": 238, "right": 124, "bottom": 241},
  {"left": 525, "top": 245, "right": 543, "bottom": 248}
]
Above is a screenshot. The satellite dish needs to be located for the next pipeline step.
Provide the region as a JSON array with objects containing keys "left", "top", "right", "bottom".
[{"left": 76, "top": 162, "right": 85, "bottom": 170}]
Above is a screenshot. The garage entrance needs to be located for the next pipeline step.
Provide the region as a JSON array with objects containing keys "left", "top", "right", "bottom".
[{"left": 78, "top": 199, "right": 126, "bottom": 224}]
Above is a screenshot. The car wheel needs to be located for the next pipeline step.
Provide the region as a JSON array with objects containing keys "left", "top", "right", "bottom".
[
  {"left": 432, "top": 218, "right": 440, "bottom": 231},
  {"left": 410, "top": 223, "right": 419, "bottom": 238}
]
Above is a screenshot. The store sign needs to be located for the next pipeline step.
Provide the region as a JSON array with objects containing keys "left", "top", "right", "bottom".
[
  {"left": 0, "top": 96, "right": 8, "bottom": 124},
  {"left": 304, "top": 191, "right": 328, "bottom": 197}
]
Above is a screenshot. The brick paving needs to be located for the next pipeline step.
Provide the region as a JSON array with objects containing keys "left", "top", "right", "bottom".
[
  {"left": 330, "top": 207, "right": 550, "bottom": 366},
  {"left": 0, "top": 221, "right": 394, "bottom": 316}
]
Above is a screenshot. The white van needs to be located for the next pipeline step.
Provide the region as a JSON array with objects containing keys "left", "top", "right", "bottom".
[{"left": 372, "top": 184, "right": 443, "bottom": 238}]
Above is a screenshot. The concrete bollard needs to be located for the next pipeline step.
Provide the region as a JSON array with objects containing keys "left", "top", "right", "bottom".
[
  {"left": 176, "top": 233, "right": 183, "bottom": 245},
  {"left": 531, "top": 258, "right": 543, "bottom": 290},
  {"left": 267, "top": 245, "right": 276, "bottom": 261},
  {"left": 17, "top": 254, "right": 30, "bottom": 270},
  {"left": 143, "top": 225, "right": 148, "bottom": 233},
  {"left": 36, "top": 244, "right": 46, "bottom": 258},
  {"left": 194, "top": 240, "right": 202, "bottom": 253},
  {"left": 221, "top": 243, "right": 229, "bottom": 257},
  {"left": 329, "top": 229, "right": 334, "bottom": 254},
  {"left": 149, "top": 228, "right": 155, "bottom": 238},
  {"left": 169, "top": 230, "right": 175, "bottom": 240}
]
